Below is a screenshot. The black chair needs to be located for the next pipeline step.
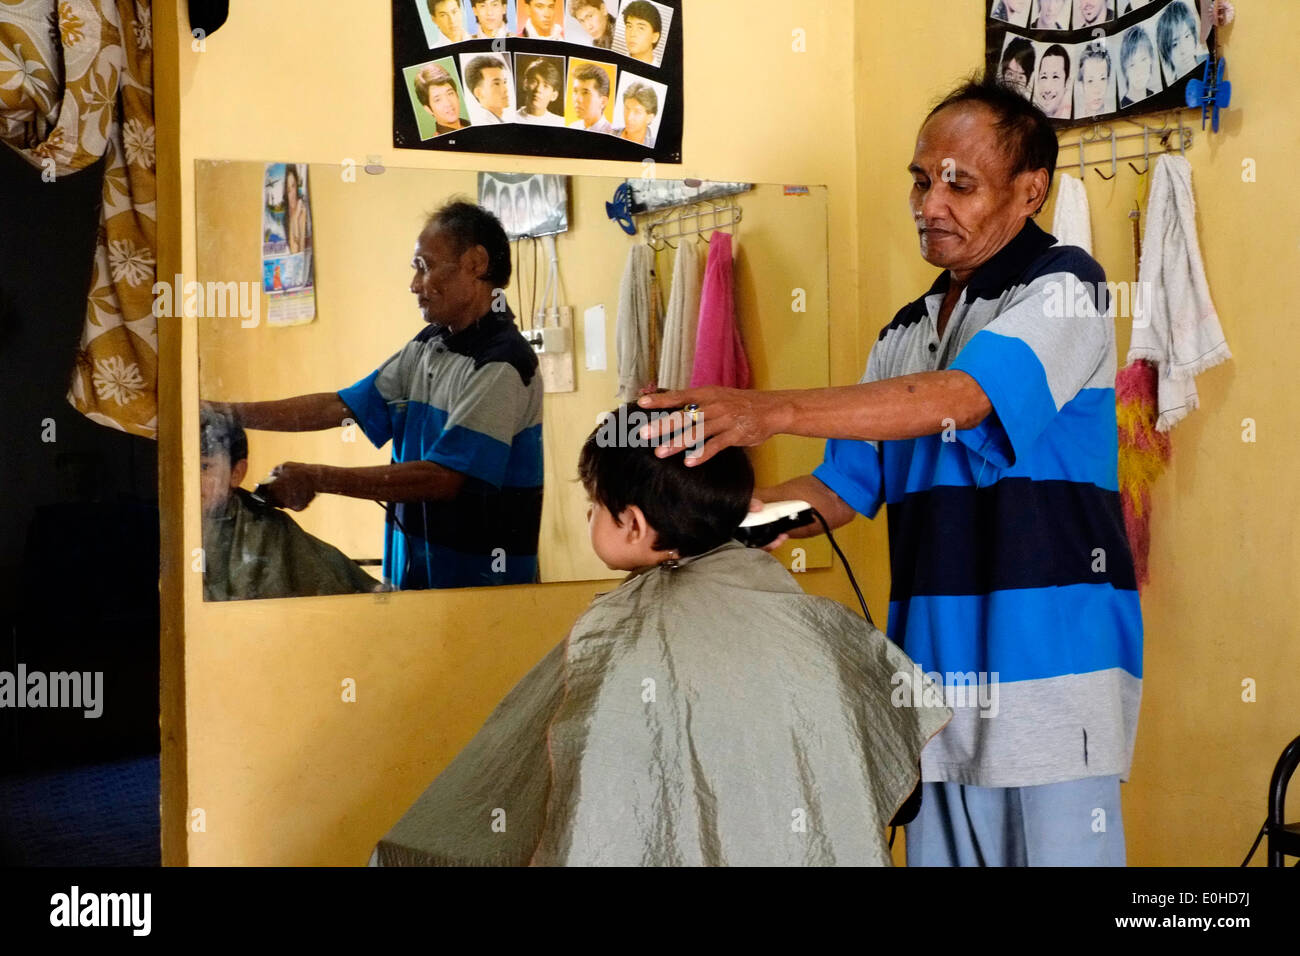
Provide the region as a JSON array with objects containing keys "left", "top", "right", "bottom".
[{"left": 1267, "top": 734, "right": 1300, "bottom": 867}]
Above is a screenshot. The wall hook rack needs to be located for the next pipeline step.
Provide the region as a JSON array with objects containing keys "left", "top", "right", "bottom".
[
  {"left": 644, "top": 198, "right": 742, "bottom": 251},
  {"left": 1061, "top": 111, "right": 1195, "bottom": 181}
]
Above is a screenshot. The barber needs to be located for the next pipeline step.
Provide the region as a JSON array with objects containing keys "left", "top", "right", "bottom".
[
  {"left": 206, "top": 201, "right": 543, "bottom": 591},
  {"left": 639, "top": 78, "right": 1142, "bottom": 867}
]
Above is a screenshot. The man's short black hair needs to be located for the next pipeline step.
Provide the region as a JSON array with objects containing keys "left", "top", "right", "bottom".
[
  {"left": 926, "top": 73, "right": 1059, "bottom": 213},
  {"left": 1041, "top": 43, "right": 1072, "bottom": 82},
  {"left": 423, "top": 199, "right": 512, "bottom": 287},
  {"left": 573, "top": 62, "right": 610, "bottom": 98},
  {"left": 465, "top": 54, "right": 505, "bottom": 100},
  {"left": 622, "top": 0, "right": 662, "bottom": 35},
  {"left": 200, "top": 406, "right": 248, "bottom": 464},
  {"left": 578, "top": 404, "right": 754, "bottom": 558}
]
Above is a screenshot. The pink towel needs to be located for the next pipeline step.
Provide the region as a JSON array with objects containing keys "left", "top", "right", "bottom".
[{"left": 689, "top": 232, "right": 750, "bottom": 389}]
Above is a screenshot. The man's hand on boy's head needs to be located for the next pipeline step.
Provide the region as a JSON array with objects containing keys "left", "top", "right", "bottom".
[
  {"left": 201, "top": 399, "right": 239, "bottom": 423},
  {"left": 260, "top": 462, "right": 318, "bottom": 511},
  {"left": 635, "top": 387, "right": 788, "bottom": 465}
]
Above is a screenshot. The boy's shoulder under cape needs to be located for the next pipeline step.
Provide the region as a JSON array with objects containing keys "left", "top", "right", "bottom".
[
  {"left": 202, "top": 488, "right": 379, "bottom": 601},
  {"left": 372, "top": 541, "right": 951, "bottom": 867}
]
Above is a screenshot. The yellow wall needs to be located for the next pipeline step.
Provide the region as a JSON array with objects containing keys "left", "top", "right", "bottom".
[
  {"left": 855, "top": 6, "right": 1300, "bottom": 865},
  {"left": 159, "top": 0, "right": 1297, "bottom": 866},
  {"left": 162, "top": 0, "right": 861, "bottom": 864}
]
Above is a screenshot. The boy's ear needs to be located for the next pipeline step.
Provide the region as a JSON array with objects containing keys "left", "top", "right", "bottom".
[
  {"left": 230, "top": 459, "right": 249, "bottom": 488},
  {"left": 621, "top": 504, "right": 654, "bottom": 544}
]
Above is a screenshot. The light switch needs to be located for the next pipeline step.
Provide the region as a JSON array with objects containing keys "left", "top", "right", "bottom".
[{"left": 584, "top": 305, "right": 606, "bottom": 371}]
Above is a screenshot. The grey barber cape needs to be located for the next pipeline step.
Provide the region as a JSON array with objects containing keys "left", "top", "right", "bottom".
[{"left": 370, "top": 540, "right": 951, "bottom": 866}]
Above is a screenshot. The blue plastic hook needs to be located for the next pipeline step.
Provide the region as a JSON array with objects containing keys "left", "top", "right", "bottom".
[
  {"left": 1185, "top": 55, "right": 1231, "bottom": 132},
  {"left": 605, "top": 182, "right": 638, "bottom": 236}
]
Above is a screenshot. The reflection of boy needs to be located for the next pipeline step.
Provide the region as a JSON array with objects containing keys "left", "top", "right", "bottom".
[
  {"left": 570, "top": 0, "right": 614, "bottom": 49},
  {"left": 569, "top": 64, "right": 614, "bottom": 133},
  {"left": 615, "top": 81, "right": 658, "bottom": 147},
  {"left": 371, "top": 406, "right": 950, "bottom": 867},
  {"left": 519, "top": 0, "right": 563, "bottom": 38},
  {"left": 469, "top": 0, "right": 509, "bottom": 38},
  {"left": 516, "top": 58, "right": 566, "bottom": 125},
  {"left": 414, "top": 64, "right": 471, "bottom": 134},
  {"left": 428, "top": 0, "right": 468, "bottom": 44},
  {"left": 200, "top": 408, "right": 378, "bottom": 601},
  {"left": 465, "top": 55, "right": 512, "bottom": 123},
  {"left": 621, "top": 1, "right": 661, "bottom": 64}
]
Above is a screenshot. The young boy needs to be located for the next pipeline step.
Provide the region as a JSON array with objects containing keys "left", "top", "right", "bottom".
[
  {"left": 372, "top": 405, "right": 949, "bottom": 866},
  {"left": 200, "top": 406, "right": 378, "bottom": 600}
]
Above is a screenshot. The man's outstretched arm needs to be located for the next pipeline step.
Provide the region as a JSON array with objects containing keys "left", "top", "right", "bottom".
[
  {"left": 258, "top": 460, "right": 467, "bottom": 511},
  {"left": 637, "top": 371, "right": 991, "bottom": 464},
  {"left": 208, "top": 393, "right": 355, "bottom": 432}
]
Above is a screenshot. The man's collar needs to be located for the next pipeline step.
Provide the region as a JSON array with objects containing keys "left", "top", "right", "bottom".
[
  {"left": 964, "top": 218, "right": 1057, "bottom": 296},
  {"left": 428, "top": 304, "right": 516, "bottom": 346}
]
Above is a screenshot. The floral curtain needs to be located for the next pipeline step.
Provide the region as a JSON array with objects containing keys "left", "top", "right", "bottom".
[{"left": 1, "top": 0, "right": 157, "bottom": 438}]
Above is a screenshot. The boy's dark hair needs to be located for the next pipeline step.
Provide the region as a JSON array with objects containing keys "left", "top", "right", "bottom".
[
  {"left": 926, "top": 73, "right": 1059, "bottom": 213},
  {"left": 200, "top": 406, "right": 248, "bottom": 464},
  {"left": 578, "top": 404, "right": 754, "bottom": 558}
]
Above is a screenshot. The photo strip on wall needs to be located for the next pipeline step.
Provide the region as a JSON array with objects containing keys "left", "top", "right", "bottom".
[
  {"left": 393, "top": 0, "right": 683, "bottom": 162},
  {"left": 479, "top": 172, "right": 570, "bottom": 241},
  {"left": 986, "top": 0, "right": 1214, "bottom": 128}
]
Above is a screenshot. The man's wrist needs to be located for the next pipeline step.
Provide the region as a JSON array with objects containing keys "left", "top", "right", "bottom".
[
  {"left": 766, "top": 391, "right": 798, "bottom": 438},
  {"left": 302, "top": 463, "right": 329, "bottom": 495}
]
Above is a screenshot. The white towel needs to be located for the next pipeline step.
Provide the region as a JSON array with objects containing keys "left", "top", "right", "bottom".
[
  {"left": 1127, "top": 154, "right": 1231, "bottom": 431},
  {"left": 616, "top": 244, "right": 655, "bottom": 402},
  {"left": 657, "top": 240, "right": 703, "bottom": 392},
  {"left": 1052, "top": 173, "right": 1093, "bottom": 255}
]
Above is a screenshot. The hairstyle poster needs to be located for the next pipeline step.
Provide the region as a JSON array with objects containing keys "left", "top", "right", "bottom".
[
  {"left": 986, "top": 0, "right": 1213, "bottom": 129},
  {"left": 393, "top": 0, "right": 683, "bottom": 162},
  {"left": 478, "top": 172, "right": 570, "bottom": 240},
  {"left": 261, "top": 162, "right": 316, "bottom": 327}
]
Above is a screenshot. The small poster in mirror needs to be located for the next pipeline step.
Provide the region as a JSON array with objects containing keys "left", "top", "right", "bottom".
[
  {"left": 479, "top": 172, "right": 570, "bottom": 240},
  {"left": 261, "top": 162, "right": 316, "bottom": 326}
]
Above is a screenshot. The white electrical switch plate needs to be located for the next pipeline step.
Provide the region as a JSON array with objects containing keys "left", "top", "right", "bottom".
[{"left": 584, "top": 305, "right": 606, "bottom": 371}]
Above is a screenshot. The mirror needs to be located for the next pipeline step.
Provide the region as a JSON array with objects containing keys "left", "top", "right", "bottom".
[{"left": 195, "top": 161, "right": 832, "bottom": 599}]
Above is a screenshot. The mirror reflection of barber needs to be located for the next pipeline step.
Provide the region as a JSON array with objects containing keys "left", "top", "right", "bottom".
[{"left": 204, "top": 202, "right": 544, "bottom": 590}]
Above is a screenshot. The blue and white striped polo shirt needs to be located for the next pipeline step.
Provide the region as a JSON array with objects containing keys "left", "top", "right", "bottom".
[
  {"left": 339, "top": 308, "right": 543, "bottom": 590},
  {"left": 814, "top": 219, "right": 1142, "bottom": 788}
]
